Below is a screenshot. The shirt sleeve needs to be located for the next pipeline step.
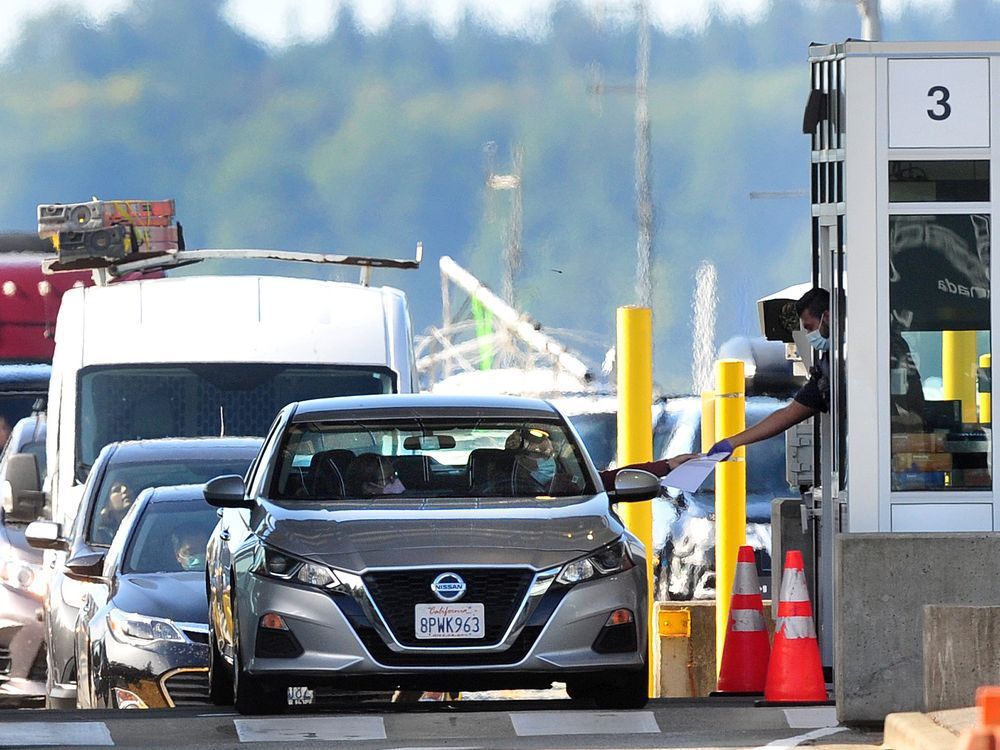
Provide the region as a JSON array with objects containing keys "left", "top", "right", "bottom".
[
  {"left": 600, "top": 458, "right": 671, "bottom": 491},
  {"left": 793, "top": 363, "right": 828, "bottom": 413}
]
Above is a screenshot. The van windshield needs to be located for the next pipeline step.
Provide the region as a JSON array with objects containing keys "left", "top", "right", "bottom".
[{"left": 77, "top": 364, "right": 395, "bottom": 473}]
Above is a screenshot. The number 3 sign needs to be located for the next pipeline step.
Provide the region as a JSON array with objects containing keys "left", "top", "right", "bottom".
[{"left": 888, "top": 57, "right": 990, "bottom": 148}]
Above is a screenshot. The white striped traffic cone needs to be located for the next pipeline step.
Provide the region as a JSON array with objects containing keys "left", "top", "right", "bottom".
[
  {"left": 717, "top": 545, "right": 770, "bottom": 694},
  {"left": 763, "top": 549, "right": 827, "bottom": 703}
]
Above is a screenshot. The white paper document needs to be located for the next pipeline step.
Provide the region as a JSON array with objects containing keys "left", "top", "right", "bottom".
[{"left": 661, "top": 452, "right": 731, "bottom": 493}]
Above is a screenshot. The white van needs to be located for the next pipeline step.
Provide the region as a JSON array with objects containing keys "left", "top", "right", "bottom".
[{"left": 43, "top": 271, "right": 417, "bottom": 528}]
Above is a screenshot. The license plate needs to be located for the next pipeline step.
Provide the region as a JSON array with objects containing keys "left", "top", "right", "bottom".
[
  {"left": 287, "top": 686, "right": 314, "bottom": 706},
  {"left": 414, "top": 603, "right": 485, "bottom": 639}
]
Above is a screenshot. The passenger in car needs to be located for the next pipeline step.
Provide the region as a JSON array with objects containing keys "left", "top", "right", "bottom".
[
  {"left": 346, "top": 453, "right": 406, "bottom": 497},
  {"left": 172, "top": 523, "right": 207, "bottom": 572},
  {"left": 93, "top": 482, "right": 134, "bottom": 544}
]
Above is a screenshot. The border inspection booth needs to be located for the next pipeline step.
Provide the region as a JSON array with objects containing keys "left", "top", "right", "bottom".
[{"left": 803, "top": 40, "right": 1000, "bottom": 723}]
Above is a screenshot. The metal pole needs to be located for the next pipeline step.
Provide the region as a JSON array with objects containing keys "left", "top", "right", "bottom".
[
  {"left": 943, "top": 331, "right": 978, "bottom": 423},
  {"left": 856, "top": 0, "right": 883, "bottom": 41},
  {"left": 980, "top": 353, "right": 992, "bottom": 424},
  {"left": 616, "top": 305, "right": 654, "bottom": 697},
  {"left": 714, "top": 359, "right": 746, "bottom": 675},
  {"left": 634, "top": 0, "right": 653, "bottom": 308}
]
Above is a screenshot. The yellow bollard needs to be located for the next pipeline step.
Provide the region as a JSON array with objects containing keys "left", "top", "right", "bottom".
[
  {"left": 616, "top": 306, "right": 654, "bottom": 697},
  {"left": 714, "top": 359, "right": 746, "bottom": 676},
  {"left": 979, "top": 353, "right": 991, "bottom": 425},
  {"left": 701, "top": 391, "right": 715, "bottom": 454},
  {"left": 943, "top": 331, "right": 978, "bottom": 423}
]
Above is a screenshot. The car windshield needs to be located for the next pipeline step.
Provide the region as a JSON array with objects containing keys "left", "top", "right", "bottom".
[
  {"left": 122, "top": 500, "right": 219, "bottom": 574},
  {"left": 77, "top": 363, "right": 396, "bottom": 472},
  {"left": 88, "top": 457, "right": 254, "bottom": 546},
  {"left": 272, "top": 417, "right": 595, "bottom": 500}
]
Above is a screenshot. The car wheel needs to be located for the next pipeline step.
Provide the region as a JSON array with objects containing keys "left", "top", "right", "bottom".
[
  {"left": 592, "top": 663, "right": 649, "bottom": 710},
  {"left": 564, "top": 677, "right": 599, "bottom": 704},
  {"left": 208, "top": 627, "right": 233, "bottom": 706},
  {"left": 232, "top": 607, "right": 281, "bottom": 715}
]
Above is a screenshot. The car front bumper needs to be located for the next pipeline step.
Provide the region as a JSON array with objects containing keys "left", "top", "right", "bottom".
[
  {"left": 97, "top": 634, "right": 209, "bottom": 709},
  {"left": 234, "top": 563, "right": 647, "bottom": 691}
]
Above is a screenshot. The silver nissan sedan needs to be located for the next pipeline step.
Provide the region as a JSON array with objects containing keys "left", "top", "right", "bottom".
[{"left": 203, "top": 394, "right": 660, "bottom": 714}]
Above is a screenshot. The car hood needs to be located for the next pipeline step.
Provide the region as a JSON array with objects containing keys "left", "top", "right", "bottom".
[
  {"left": 112, "top": 572, "right": 207, "bottom": 626},
  {"left": 252, "top": 494, "right": 624, "bottom": 571}
]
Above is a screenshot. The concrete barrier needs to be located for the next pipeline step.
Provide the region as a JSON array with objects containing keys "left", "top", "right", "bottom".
[
  {"left": 836, "top": 533, "right": 1000, "bottom": 724},
  {"left": 924, "top": 605, "right": 1000, "bottom": 712},
  {"left": 656, "top": 600, "right": 774, "bottom": 697}
]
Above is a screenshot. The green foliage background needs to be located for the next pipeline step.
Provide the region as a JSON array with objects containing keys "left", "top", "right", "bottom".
[{"left": 1, "top": 0, "right": 994, "bottom": 392}]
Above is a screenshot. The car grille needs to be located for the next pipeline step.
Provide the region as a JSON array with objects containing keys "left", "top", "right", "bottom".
[
  {"left": 0, "top": 645, "right": 10, "bottom": 678},
  {"left": 162, "top": 670, "right": 210, "bottom": 706},
  {"left": 356, "top": 625, "right": 543, "bottom": 667},
  {"left": 182, "top": 629, "right": 209, "bottom": 645},
  {"left": 362, "top": 568, "right": 535, "bottom": 647},
  {"left": 27, "top": 646, "right": 47, "bottom": 682}
]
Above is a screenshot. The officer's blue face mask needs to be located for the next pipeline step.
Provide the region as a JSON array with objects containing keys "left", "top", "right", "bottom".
[{"left": 806, "top": 328, "right": 830, "bottom": 352}]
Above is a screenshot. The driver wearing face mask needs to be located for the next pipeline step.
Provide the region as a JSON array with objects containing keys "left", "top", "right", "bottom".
[
  {"left": 172, "top": 524, "right": 207, "bottom": 572},
  {"left": 507, "top": 427, "right": 558, "bottom": 492},
  {"left": 707, "top": 287, "right": 839, "bottom": 456}
]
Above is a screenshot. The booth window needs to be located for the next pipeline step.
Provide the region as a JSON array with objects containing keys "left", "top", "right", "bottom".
[
  {"left": 889, "top": 161, "right": 989, "bottom": 202},
  {"left": 888, "top": 214, "right": 991, "bottom": 492}
]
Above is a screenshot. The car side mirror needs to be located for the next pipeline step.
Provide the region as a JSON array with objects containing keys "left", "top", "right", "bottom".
[
  {"left": 3, "top": 453, "right": 46, "bottom": 523},
  {"left": 64, "top": 550, "right": 106, "bottom": 578},
  {"left": 25, "top": 519, "right": 67, "bottom": 551},
  {"left": 204, "top": 475, "right": 251, "bottom": 509},
  {"left": 609, "top": 468, "right": 661, "bottom": 503}
]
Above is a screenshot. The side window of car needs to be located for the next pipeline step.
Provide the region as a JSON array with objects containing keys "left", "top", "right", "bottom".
[{"left": 248, "top": 409, "right": 289, "bottom": 497}]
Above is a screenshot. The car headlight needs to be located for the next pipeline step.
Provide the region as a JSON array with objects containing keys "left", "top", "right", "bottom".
[
  {"left": 1, "top": 559, "right": 47, "bottom": 599},
  {"left": 107, "top": 608, "right": 184, "bottom": 646},
  {"left": 59, "top": 574, "right": 94, "bottom": 609},
  {"left": 556, "top": 539, "right": 635, "bottom": 585},
  {"left": 251, "top": 544, "right": 353, "bottom": 592}
]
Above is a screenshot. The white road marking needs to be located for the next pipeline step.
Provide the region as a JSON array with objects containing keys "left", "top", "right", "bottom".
[
  {"left": 509, "top": 710, "right": 660, "bottom": 737},
  {"left": 783, "top": 706, "right": 839, "bottom": 728},
  {"left": 0, "top": 721, "right": 114, "bottom": 746},
  {"left": 234, "top": 716, "right": 387, "bottom": 742},
  {"left": 755, "top": 726, "right": 847, "bottom": 749}
]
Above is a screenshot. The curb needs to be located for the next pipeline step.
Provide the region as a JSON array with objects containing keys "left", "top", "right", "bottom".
[{"left": 883, "top": 708, "right": 974, "bottom": 750}]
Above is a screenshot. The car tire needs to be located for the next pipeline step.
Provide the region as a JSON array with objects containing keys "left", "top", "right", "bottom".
[
  {"left": 592, "top": 663, "right": 649, "bottom": 710},
  {"left": 208, "top": 628, "right": 233, "bottom": 706},
  {"left": 564, "top": 677, "right": 599, "bottom": 704}
]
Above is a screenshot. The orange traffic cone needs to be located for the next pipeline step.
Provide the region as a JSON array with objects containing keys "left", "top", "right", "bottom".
[
  {"left": 762, "top": 550, "right": 828, "bottom": 704},
  {"left": 715, "top": 545, "right": 770, "bottom": 694},
  {"left": 957, "top": 686, "right": 1000, "bottom": 750}
]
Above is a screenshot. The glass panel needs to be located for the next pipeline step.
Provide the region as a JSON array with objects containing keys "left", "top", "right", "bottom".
[
  {"left": 889, "top": 161, "right": 989, "bottom": 202},
  {"left": 78, "top": 363, "right": 395, "bottom": 470},
  {"left": 272, "top": 418, "right": 596, "bottom": 500},
  {"left": 889, "top": 214, "right": 991, "bottom": 491},
  {"left": 124, "top": 501, "right": 220, "bottom": 574},
  {"left": 88, "top": 455, "right": 256, "bottom": 546}
]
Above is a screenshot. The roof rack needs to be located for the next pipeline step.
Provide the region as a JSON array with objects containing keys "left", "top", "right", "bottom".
[{"left": 42, "top": 243, "right": 423, "bottom": 287}]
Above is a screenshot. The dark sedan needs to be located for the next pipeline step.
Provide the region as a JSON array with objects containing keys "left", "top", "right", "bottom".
[
  {"left": 26, "top": 437, "right": 262, "bottom": 708},
  {"left": 74, "top": 484, "right": 220, "bottom": 709}
]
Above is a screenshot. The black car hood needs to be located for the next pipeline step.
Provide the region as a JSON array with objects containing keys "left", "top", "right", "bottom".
[
  {"left": 112, "top": 572, "right": 207, "bottom": 625},
  {"left": 252, "top": 494, "right": 624, "bottom": 572}
]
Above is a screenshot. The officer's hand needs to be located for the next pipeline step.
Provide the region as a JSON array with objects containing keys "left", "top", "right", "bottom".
[{"left": 708, "top": 438, "right": 733, "bottom": 456}]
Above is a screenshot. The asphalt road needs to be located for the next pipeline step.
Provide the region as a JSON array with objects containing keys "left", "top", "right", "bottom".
[{"left": 0, "top": 697, "right": 883, "bottom": 749}]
